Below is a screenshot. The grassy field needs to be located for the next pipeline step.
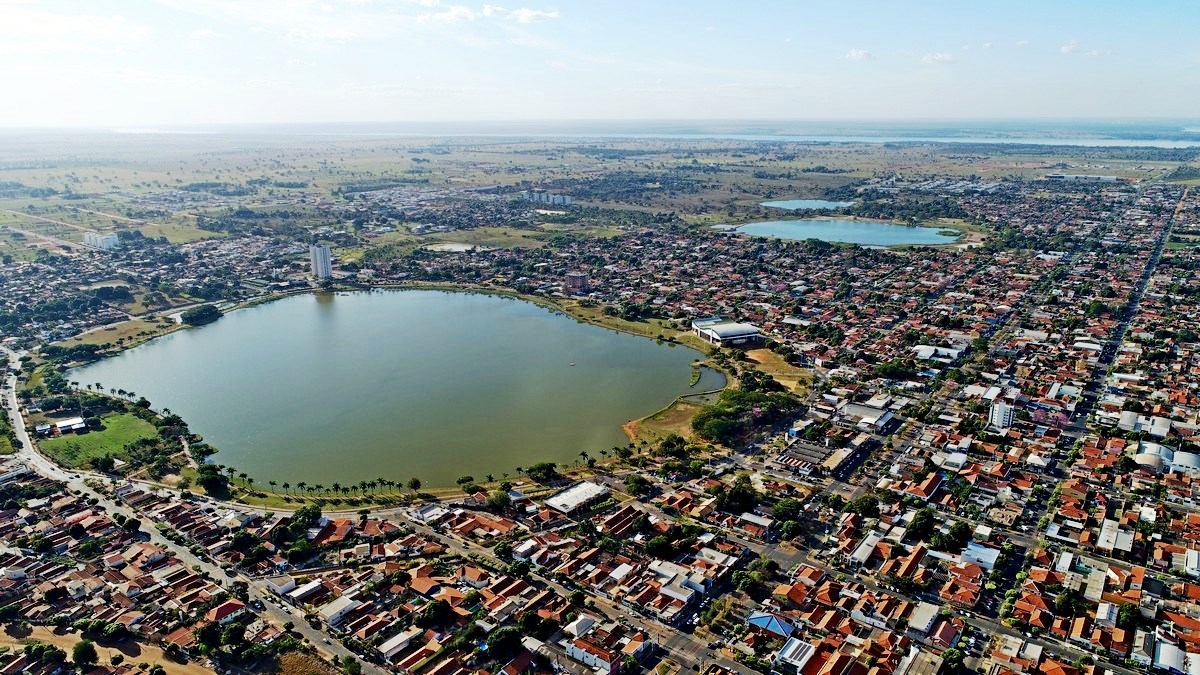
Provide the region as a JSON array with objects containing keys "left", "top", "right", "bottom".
[
  {"left": 624, "top": 398, "right": 706, "bottom": 445},
  {"left": 744, "top": 348, "right": 812, "bottom": 393},
  {"left": 39, "top": 413, "right": 158, "bottom": 467},
  {"left": 54, "top": 318, "right": 179, "bottom": 348},
  {"left": 555, "top": 300, "right": 712, "bottom": 351},
  {"left": 438, "top": 226, "right": 547, "bottom": 248}
]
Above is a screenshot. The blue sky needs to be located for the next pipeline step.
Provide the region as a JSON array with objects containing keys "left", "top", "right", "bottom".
[{"left": 2, "top": 0, "right": 1198, "bottom": 127}]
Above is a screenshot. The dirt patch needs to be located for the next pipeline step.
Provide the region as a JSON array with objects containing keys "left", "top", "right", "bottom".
[
  {"left": 274, "top": 652, "right": 338, "bottom": 675},
  {"left": 745, "top": 348, "right": 811, "bottom": 393},
  {"left": 0, "top": 626, "right": 213, "bottom": 674}
]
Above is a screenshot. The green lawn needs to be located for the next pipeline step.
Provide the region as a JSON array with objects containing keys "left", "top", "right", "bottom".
[{"left": 39, "top": 413, "right": 158, "bottom": 467}]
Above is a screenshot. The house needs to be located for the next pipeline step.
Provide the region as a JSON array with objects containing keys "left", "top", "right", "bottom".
[
  {"left": 379, "top": 627, "right": 423, "bottom": 662},
  {"left": 319, "top": 596, "right": 362, "bottom": 628},
  {"left": 204, "top": 599, "right": 246, "bottom": 625}
]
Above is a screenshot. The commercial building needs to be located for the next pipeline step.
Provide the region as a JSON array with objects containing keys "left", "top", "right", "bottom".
[
  {"left": 309, "top": 244, "right": 333, "bottom": 278},
  {"left": 545, "top": 481, "right": 610, "bottom": 515},
  {"left": 565, "top": 271, "right": 589, "bottom": 295},
  {"left": 522, "top": 190, "right": 572, "bottom": 206},
  {"left": 83, "top": 231, "right": 120, "bottom": 251},
  {"left": 691, "top": 317, "right": 763, "bottom": 347},
  {"left": 988, "top": 401, "right": 1015, "bottom": 429}
]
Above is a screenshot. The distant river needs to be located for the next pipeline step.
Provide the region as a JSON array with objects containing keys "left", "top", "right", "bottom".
[
  {"left": 735, "top": 218, "right": 959, "bottom": 246},
  {"left": 72, "top": 291, "right": 723, "bottom": 486}
]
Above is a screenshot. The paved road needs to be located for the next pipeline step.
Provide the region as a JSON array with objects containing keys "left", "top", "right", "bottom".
[
  {"left": 1, "top": 224, "right": 84, "bottom": 250},
  {"left": 1, "top": 348, "right": 384, "bottom": 675},
  {"left": 3, "top": 208, "right": 99, "bottom": 233}
]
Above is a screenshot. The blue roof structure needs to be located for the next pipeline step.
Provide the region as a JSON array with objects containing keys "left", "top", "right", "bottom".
[{"left": 747, "top": 611, "right": 795, "bottom": 638}]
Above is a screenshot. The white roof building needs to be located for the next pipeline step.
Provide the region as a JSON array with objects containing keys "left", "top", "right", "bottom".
[{"left": 545, "top": 481, "right": 609, "bottom": 514}]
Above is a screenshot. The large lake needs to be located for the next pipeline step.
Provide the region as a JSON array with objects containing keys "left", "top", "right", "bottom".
[
  {"left": 736, "top": 219, "right": 960, "bottom": 246},
  {"left": 73, "top": 291, "right": 722, "bottom": 486}
]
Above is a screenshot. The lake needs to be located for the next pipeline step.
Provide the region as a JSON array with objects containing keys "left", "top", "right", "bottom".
[
  {"left": 735, "top": 219, "right": 960, "bottom": 246},
  {"left": 761, "top": 199, "right": 855, "bottom": 210},
  {"left": 72, "top": 290, "right": 723, "bottom": 486}
]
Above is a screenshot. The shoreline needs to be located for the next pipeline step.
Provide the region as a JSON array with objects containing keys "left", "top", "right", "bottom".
[
  {"left": 711, "top": 214, "right": 985, "bottom": 249},
  {"left": 43, "top": 283, "right": 730, "bottom": 494}
]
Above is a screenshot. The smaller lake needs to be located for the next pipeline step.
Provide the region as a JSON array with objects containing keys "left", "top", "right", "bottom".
[
  {"left": 736, "top": 219, "right": 960, "bottom": 247},
  {"left": 761, "top": 199, "right": 854, "bottom": 210}
]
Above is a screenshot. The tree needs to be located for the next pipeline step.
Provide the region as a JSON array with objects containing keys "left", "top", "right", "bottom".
[
  {"left": 485, "top": 627, "right": 522, "bottom": 659},
  {"left": 196, "top": 621, "right": 223, "bottom": 648},
  {"left": 508, "top": 559, "right": 531, "bottom": 578},
  {"left": 181, "top": 304, "right": 221, "bottom": 326},
  {"left": 524, "top": 462, "right": 559, "bottom": 483},
  {"left": 72, "top": 640, "right": 98, "bottom": 670},
  {"left": 625, "top": 474, "right": 652, "bottom": 496},
  {"left": 844, "top": 494, "right": 880, "bottom": 518},
  {"left": 773, "top": 498, "right": 803, "bottom": 522},
  {"left": 1117, "top": 602, "right": 1140, "bottom": 630},
  {"left": 942, "top": 648, "right": 965, "bottom": 670},
  {"left": 414, "top": 600, "right": 452, "bottom": 628},
  {"left": 486, "top": 490, "right": 512, "bottom": 512},
  {"left": 407, "top": 477, "right": 422, "bottom": 491}
]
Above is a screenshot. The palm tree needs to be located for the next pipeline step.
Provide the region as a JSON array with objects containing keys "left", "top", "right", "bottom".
[
  {"left": 485, "top": 474, "right": 494, "bottom": 483},
  {"left": 268, "top": 480, "right": 277, "bottom": 492},
  {"left": 296, "top": 481, "right": 308, "bottom": 494},
  {"left": 331, "top": 482, "right": 342, "bottom": 496},
  {"left": 515, "top": 466, "right": 524, "bottom": 477},
  {"left": 282, "top": 482, "right": 290, "bottom": 494}
]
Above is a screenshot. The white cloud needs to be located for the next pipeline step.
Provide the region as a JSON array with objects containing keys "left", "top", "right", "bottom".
[
  {"left": 1084, "top": 49, "right": 1111, "bottom": 57},
  {"left": 483, "top": 5, "right": 560, "bottom": 23},
  {"left": 844, "top": 48, "right": 873, "bottom": 61},
  {"left": 921, "top": 52, "right": 955, "bottom": 65},
  {"left": 1060, "top": 39, "right": 1078, "bottom": 54},
  {"left": 190, "top": 28, "right": 221, "bottom": 39},
  {"left": 1016, "top": 40, "right": 1029, "bottom": 47},
  {"left": 981, "top": 42, "right": 992, "bottom": 49},
  {"left": 0, "top": 5, "right": 152, "bottom": 55},
  {"left": 419, "top": 5, "right": 480, "bottom": 22}
]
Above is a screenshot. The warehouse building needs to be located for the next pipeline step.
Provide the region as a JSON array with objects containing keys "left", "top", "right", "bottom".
[{"left": 691, "top": 317, "right": 763, "bottom": 347}]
